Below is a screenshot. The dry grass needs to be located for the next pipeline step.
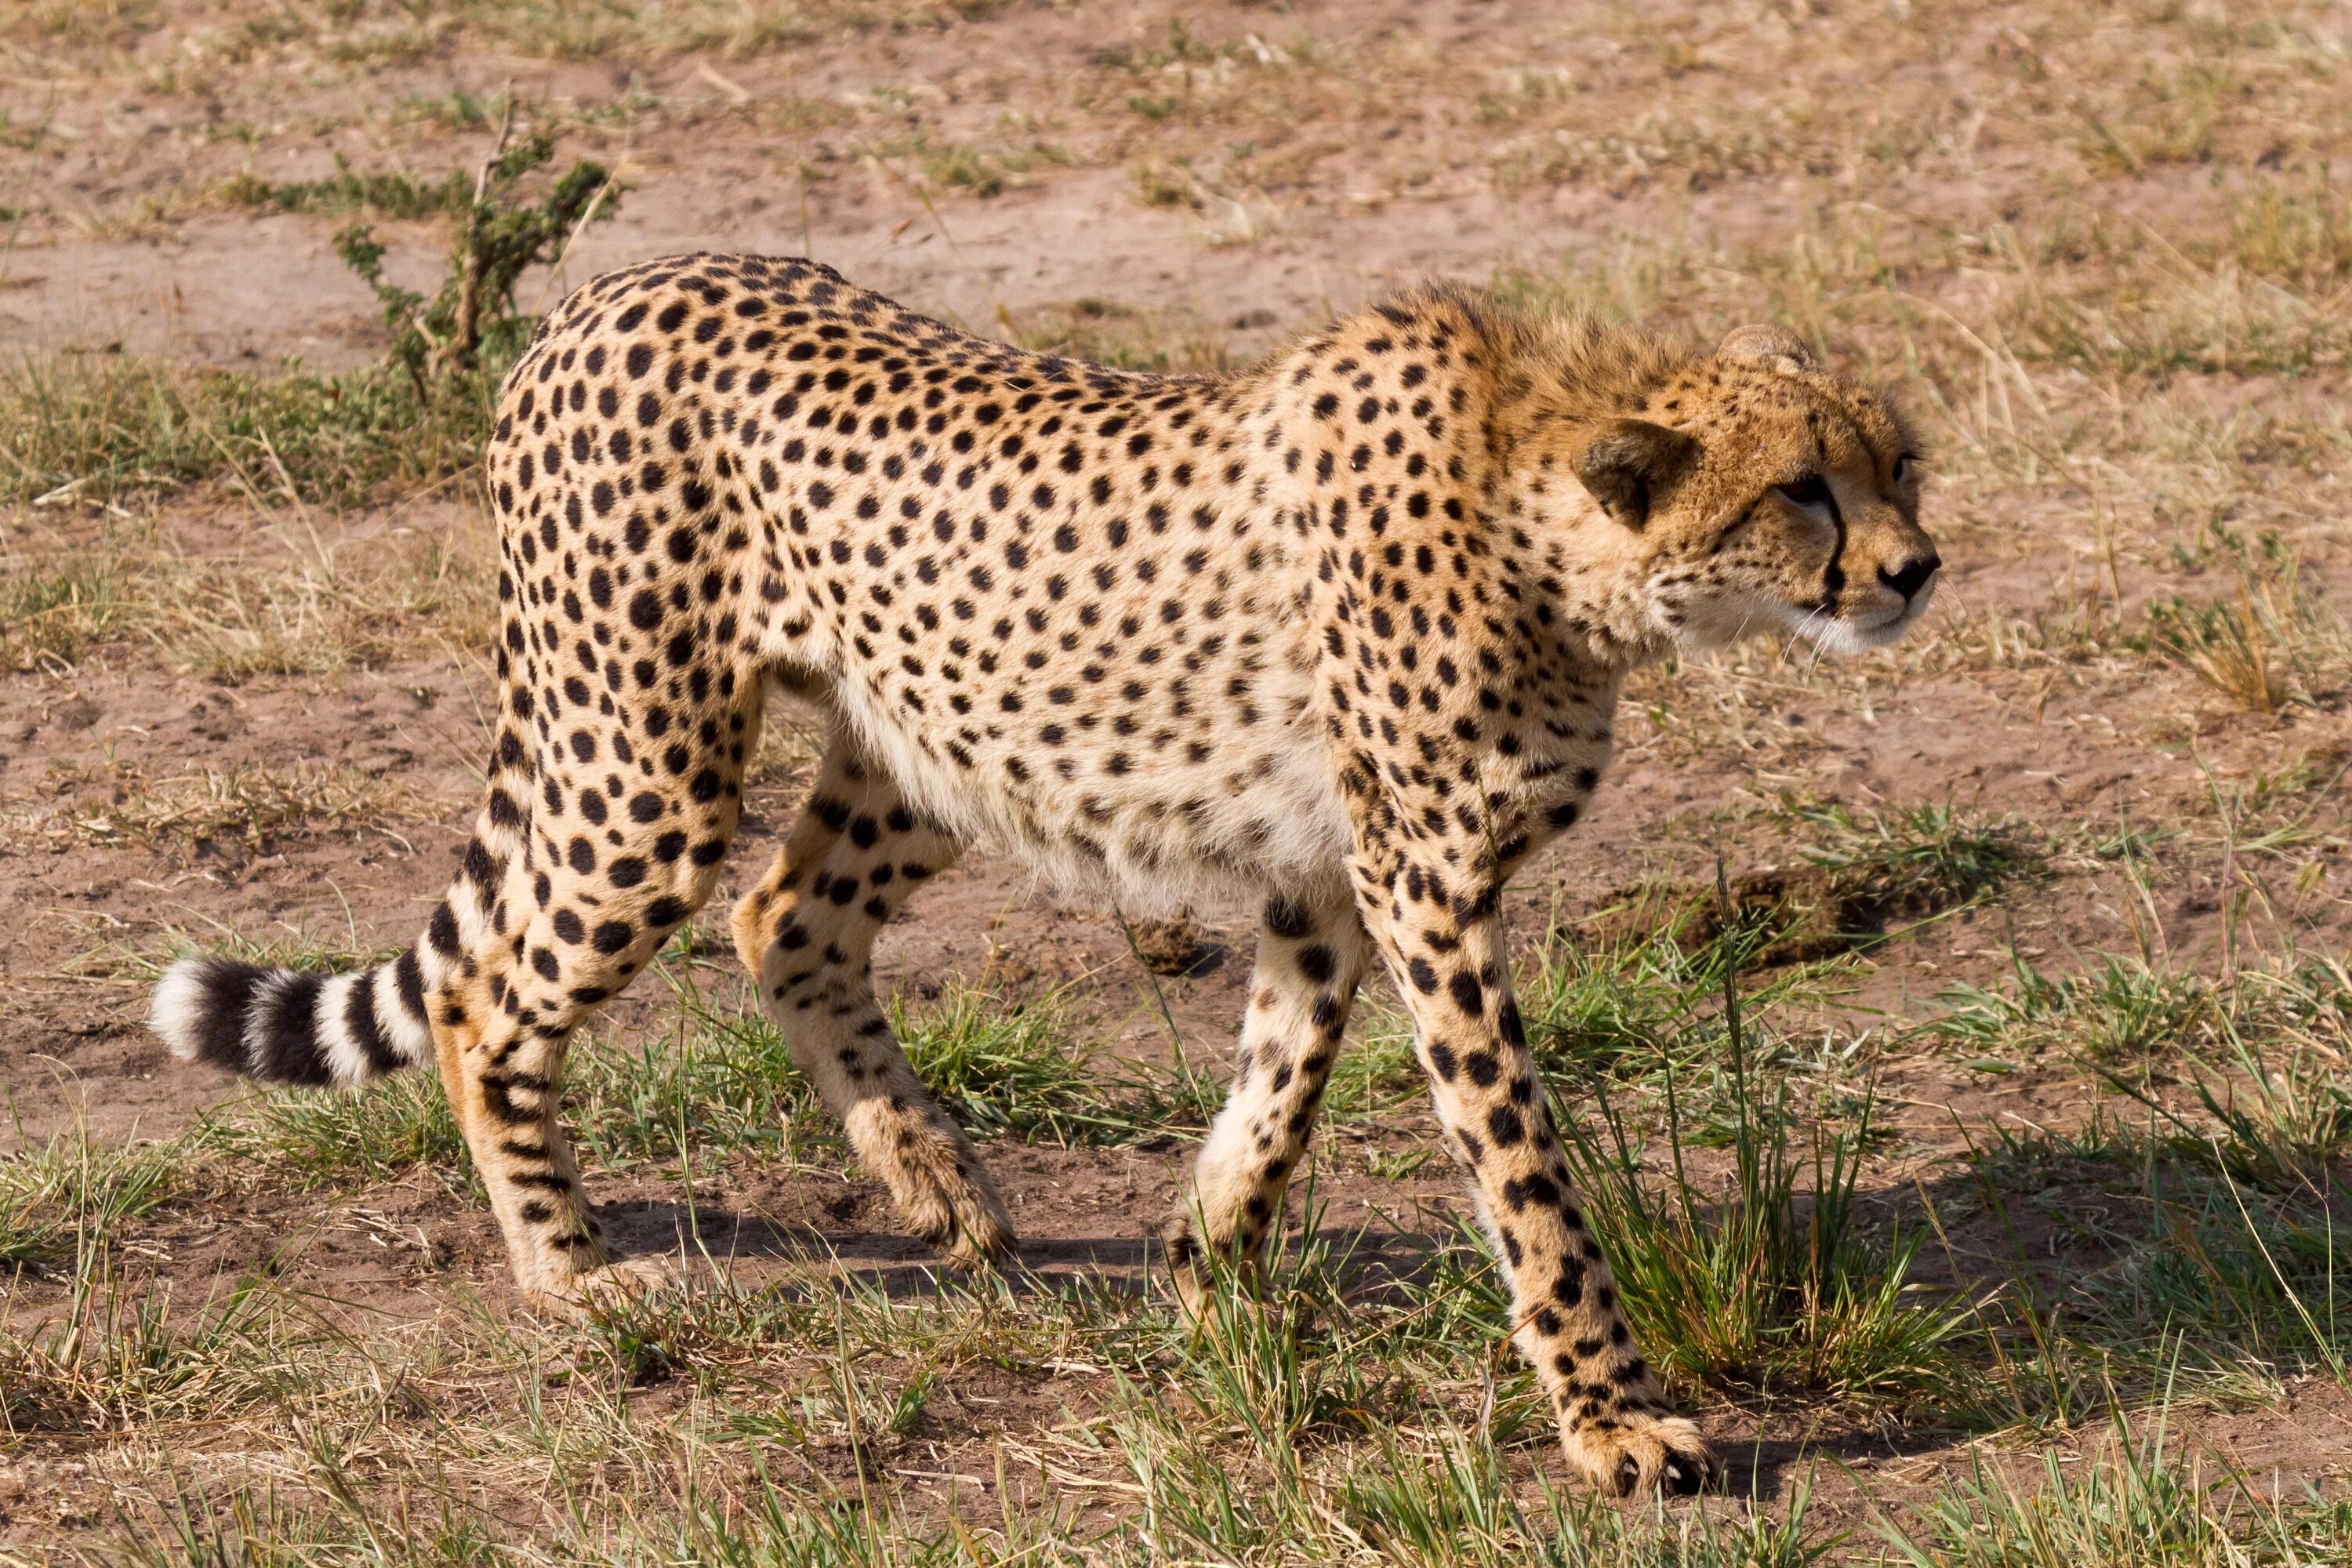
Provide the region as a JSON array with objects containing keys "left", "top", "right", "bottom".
[
  {"left": 0, "top": 759, "right": 437, "bottom": 855},
  {"left": 1001, "top": 294, "right": 1234, "bottom": 376},
  {"left": 2141, "top": 535, "right": 2352, "bottom": 715},
  {"left": 0, "top": 511, "right": 496, "bottom": 678}
]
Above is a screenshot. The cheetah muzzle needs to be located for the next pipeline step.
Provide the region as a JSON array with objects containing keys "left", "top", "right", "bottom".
[{"left": 149, "top": 256, "right": 1939, "bottom": 1495}]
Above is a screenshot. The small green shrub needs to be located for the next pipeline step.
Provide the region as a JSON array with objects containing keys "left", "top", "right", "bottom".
[
  {"left": 2, "top": 126, "right": 619, "bottom": 516},
  {"left": 336, "top": 122, "right": 620, "bottom": 399}
]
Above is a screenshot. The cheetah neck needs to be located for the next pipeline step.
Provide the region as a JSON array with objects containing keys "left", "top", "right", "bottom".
[
  {"left": 1494, "top": 476, "right": 1675, "bottom": 677},
  {"left": 1478, "top": 322, "right": 1693, "bottom": 674}
]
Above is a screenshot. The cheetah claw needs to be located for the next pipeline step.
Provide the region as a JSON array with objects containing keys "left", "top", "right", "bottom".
[{"left": 1563, "top": 1412, "right": 1719, "bottom": 1497}]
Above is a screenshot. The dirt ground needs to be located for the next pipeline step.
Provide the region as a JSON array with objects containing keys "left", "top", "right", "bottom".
[{"left": 6, "top": 2, "right": 2352, "bottom": 1563}]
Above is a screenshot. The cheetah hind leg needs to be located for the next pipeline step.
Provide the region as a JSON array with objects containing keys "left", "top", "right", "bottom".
[
  {"left": 731, "top": 737, "right": 1015, "bottom": 1272},
  {"left": 844, "top": 1098, "right": 1015, "bottom": 1271}
]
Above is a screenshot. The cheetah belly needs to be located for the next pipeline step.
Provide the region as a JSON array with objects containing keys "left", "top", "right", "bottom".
[{"left": 823, "top": 645, "right": 1356, "bottom": 916}]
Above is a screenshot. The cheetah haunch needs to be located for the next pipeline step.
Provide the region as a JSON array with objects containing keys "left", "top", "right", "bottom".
[{"left": 152, "top": 256, "right": 1938, "bottom": 1495}]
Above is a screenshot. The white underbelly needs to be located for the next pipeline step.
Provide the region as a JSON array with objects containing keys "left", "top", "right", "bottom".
[{"left": 832, "top": 681, "right": 1353, "bottom": 916}]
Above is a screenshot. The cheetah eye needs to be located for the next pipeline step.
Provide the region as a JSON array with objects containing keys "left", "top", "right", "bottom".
[{"left": 1777, "top": 474, "right": 1835, "bottom": 512}]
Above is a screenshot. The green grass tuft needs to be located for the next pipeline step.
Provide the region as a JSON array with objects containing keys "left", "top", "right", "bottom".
[
  {"left": 1882, "top": 1400, "right": 2352, "bottom": 1567},
  {"left": 891, "top": 982, "right": 1099, "bottom": 1144},
  {"left": 1931, "top": 953, "right": 2227, "bottom": 1065},
  {"left": 0, "top": 1125, "right": 180, "bottom": 1270},
  {"left": 222, "top": 1071, "right": 470, "bottom": 1192},
  {"left": 1564, "top": 1072, "right": 1963, "bottom": 1402}
]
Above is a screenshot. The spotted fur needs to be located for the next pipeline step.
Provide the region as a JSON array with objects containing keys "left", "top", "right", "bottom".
[{"left": 150, "top": 257, "right": 1938, "bottom": 1494}]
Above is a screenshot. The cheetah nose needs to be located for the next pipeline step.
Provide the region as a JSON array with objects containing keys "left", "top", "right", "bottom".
[{"left": 1878, "top": 553, "right": 1940, "bottom": 602}]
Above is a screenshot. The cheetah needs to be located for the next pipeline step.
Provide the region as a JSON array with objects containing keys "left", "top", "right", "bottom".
[{"left": 151, "top": 254, "right": 1939, "bottom": 1495}]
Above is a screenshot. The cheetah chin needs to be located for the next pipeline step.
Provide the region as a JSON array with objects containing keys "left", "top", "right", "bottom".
[
  {"left": 1785, "top": 583, "right": 1937, "bottom": 655},
  {"left": 150, "top": 256, "right": 1937, "bottom": 1493}
]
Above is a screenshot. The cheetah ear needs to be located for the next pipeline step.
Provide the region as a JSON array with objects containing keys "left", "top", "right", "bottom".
[
  {"left": 1717, "top": 325, "right": 1813, "bottom": 372},
  {"left": 1573, "top": 419, "right": 1697, "bottom": 531}
]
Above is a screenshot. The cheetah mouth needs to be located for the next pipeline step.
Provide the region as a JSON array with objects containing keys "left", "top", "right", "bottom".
[{"left": 1791, "top": 594, "right": 1929, "bottom": 655}]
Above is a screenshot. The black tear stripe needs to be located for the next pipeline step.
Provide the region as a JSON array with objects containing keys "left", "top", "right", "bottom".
[
  {"left": 189, "top": 960, "right": 264, "bottom": 1073},
  {"left": 254, "top": 972, "right": 332, "bottom": 1086},
  {"left": 344, "top": 969, "right": 402, "bottom": 1076},
  {"left": 1812, "top": 434, "right": 1856, "bottom": 612},
  {"left": 1817, "top": 488, "right": 1849, "bottom": 612}
]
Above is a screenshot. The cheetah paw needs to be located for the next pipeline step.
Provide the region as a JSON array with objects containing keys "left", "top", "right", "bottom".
[
  {"left": 1160, "top": 1213, "right": 1265, "bottom": 1319},
  {"left": 1562, "top": 1411, "right": 1718, "bottom": 1497},
  {"left": 897, "top": 1156, "right": 1018, "bottom": 1272},
  {"left": 931, "top": 1200, "right": 1016, "bottom": 1272},
  {"left": 847, "top": 1101, "right": 1017, "bottom": 1271},
  {"left": 524, "top": 1254, "right": 680, "bottom": 1316}
]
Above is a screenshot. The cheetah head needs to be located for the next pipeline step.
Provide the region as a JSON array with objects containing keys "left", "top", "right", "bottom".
[{"left": 1570, "top": 325, "right": 1940, "bottom": 658}]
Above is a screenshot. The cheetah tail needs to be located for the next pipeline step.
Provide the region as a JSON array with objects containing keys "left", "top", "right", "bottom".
[
  {"left": 148, "top": 949, "right": 437, "bottom": 1088},
  {"left": 149, "top": 717, "right": 539, "bottom": 1090}
]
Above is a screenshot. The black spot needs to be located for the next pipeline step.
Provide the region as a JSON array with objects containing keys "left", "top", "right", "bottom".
[
  {"left": 1448, "top": 971, "right": 1484, "bottom": 1014},
  {"left": 1264, "top": 898, "right": 1315, "bottom": 940}
]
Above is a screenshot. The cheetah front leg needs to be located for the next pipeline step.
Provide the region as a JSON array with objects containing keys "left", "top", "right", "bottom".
[
  {"left": 1351, "top": 848, "right": 1717, "bottom": 1496},
  {"left": 1164, "top": 889, "right": 1371, "bottom": 1312}
]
